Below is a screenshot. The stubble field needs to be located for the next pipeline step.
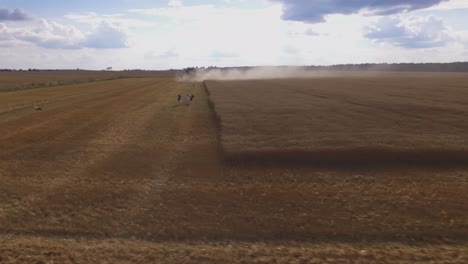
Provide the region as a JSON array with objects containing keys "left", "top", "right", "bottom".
[
  {"left": 0, "top": 71, "right": 467, "bottom": 263},
  {"left": 205, "top": 72, "right": 468, "bottom": 162},
  {"left": 0, "top": 70, "right": 173, "bottom": 92}
]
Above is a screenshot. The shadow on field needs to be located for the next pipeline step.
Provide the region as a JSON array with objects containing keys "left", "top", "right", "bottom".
[
  {"left": 1, "top": 227, "right": 468, "bottom": 245},
  {"left": 171, "top": 103, "right": 191, "bottom": 108},
  {"left": 222, "top": 148, "right": 468, "bottom": 168},
  {"left": 203, "top": 81, "right": 468, "bottom": 168}
]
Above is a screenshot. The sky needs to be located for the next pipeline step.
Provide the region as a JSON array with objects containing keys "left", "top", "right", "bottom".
[{"left": 0, "top": 0, "right": 468, "bottom": 70}]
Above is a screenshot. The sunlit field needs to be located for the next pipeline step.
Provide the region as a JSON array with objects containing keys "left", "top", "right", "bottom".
[
  {"left": 1, "top": 72, "right": 467, "bottom": 263},
  {"left": 206, "top": 72, "right": 468, "bottom": 162}
]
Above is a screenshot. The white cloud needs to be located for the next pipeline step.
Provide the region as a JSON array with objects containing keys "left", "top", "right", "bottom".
[
  {"left": 304, "top": 28, "right": 320, "bottom": 36},
  {"left": 0, "top": 19, "right": 128, "bottom": 49},
  {"left": 128, "top": 4, "right": 289, "bottom": 66},
  {"left": 0, "top": 23, "right": 11, "bottom": 40},
  {"left": 127, "top": 4, "right": 407, "bottom": 68},
  {"left": 365, "top": 15, "right": 453, "bottom": 48},
  {"left": 64, "top": 12, "right": 157, "bottom": 29},
  {"left": 145, "top": 49, "right": 178, "bottom": 59},
  {"left": 168, "top": 0, "right": 183, "bottom": 7},
  {"left": 209, "top": 50, "right": 239, "bottom": 58},
  {"left": 129, "top": 5, "right": 220, "bottom": 20},
  {"left": 424, "top": 0, "right": 468, "bottom": 10},
  {"left": 0, "top": 19, "right": 84, "bottom": 49},
  {"left": 270, "top": 0, "right": 449, "bottom": 23},
  {"left": 82, "top": 22, "right": 128, "bottom": 49},
  {"left": 0, "top": 8, "right": 31, "bottom": 21},
  {"left": 283, "top": 45, "right": 299, "bottom": 54},
  {"left": 2, "top": 1, "right": 467, "bottom": 70}
]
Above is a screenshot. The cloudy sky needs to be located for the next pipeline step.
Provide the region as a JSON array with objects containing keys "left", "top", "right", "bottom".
[{"left": 1, "top": 0, "right": 468, "bottom": 70}]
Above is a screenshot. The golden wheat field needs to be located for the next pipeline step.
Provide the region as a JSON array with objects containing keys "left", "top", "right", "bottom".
[
  {"left": 0, "top": 70, "right": 174, "bottom": 92},
  {"left": 205, "top": 72, "right": 468, "bottom": 162},
  {"left": 0, "top": 72, "right": 468, "bottom": 263}
]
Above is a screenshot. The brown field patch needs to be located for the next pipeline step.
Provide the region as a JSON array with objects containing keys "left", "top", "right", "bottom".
[
  {"left": 205, "top": 72, "right": 468, "bottom": 162},
  {"left": 2, "top": 235, "right": 468, "bottom": 264},
  {"left": 1, "top": 73, "right": 468, "bottom": 263},
  {"left": 0, "top": 70, "right": 175, "bottom": 92}
]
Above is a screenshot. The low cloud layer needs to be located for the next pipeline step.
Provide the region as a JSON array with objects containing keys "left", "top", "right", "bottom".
[
  {"left": 0, "top": 19, "right": 128, "bottom": 49},
  {"left": 81, "top": 22, "right": 128, "bottom": 49},
  {"left": 145, "top": 50, "right": 178, "bottom": 60},
  {"left": 365, "top": 16, "right": 452, "bottom": 48},
  {"left": 271, "top": 0, "right": 449, "bottom": 23},
  {"left": 0, "top": 8, "right": 31, "bottom": 21},
  {"left": 1, "top": 1, "right": 468, "bottom": 70}
]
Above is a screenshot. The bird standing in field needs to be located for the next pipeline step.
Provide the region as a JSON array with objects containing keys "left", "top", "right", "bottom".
[{"left": 177, "top": 94, "right": 182, "bottom": 104}]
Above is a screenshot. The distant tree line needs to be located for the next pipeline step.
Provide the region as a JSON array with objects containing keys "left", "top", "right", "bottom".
[
  {"left": 2, "top": 62, "right": 468, "bottom": 73},
  {"left": 0, "top": 68, "right": 81, "bottom": 72},
  {"left": 183, "top": 62, "right": 468, "bottom": 73},
  {"left": 304, "top": 62, "right": 468, "bottom": 72}
]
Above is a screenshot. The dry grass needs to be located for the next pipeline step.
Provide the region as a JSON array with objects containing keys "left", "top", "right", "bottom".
[
  {"left": 0, "top": 70, "right": 175, "bottom": 92},
  {"left": 205, "top": 72, "right": 468, "bottom": 162},
  {"left": 1, "top": 73, "right": 468, "bottom": 263},
  {"left": 2, "top": 235, "right": 467, "bottom": 264}
]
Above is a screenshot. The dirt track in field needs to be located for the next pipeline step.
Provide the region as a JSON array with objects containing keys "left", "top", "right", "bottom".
[{"left": 1, "top": 76, "right": 468, "bottom": 263}]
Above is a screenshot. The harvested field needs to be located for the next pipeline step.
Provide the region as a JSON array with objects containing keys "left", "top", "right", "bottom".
[
  {"left": 2, "top": 235, "right": 468, "bottom": 264},
  {"left": 0, "top": 70, "right": 174, "bottom": 92},
  {"left": 1, "top": 73, "right": 468, "bottom": 263},
  {"left": 205, "top": 72, "right": 468, "bottom": 162}
]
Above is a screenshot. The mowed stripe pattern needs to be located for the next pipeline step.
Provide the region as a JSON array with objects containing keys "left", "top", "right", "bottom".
[
  {"left": 1, "top": 76, "right": 468, "bottom": 263},
  {"left": 0, "top": 78, "right": 205, "bottom": 237},
  {"left": 205, "top": 72, "right": 468, "bottom": 161}
]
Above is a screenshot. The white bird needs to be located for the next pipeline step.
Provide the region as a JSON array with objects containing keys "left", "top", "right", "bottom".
[{"left": 33, "top": 104, "right": 42, "bottom": 111}]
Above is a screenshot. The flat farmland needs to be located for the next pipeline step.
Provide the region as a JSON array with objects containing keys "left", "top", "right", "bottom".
[
  {"left": 0, "top": 70, "right": 174, "bottom": 92},
  {"left": 1, "top": 73, "right": 468, "bottom": 263},
  {"left": 206, "top": 72, "right": 468, "bottom": 162}
]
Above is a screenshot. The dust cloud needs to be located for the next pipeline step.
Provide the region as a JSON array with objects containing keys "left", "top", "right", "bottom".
[{"left": 177, "top": 67, "right": 334, "bottom": 82}]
